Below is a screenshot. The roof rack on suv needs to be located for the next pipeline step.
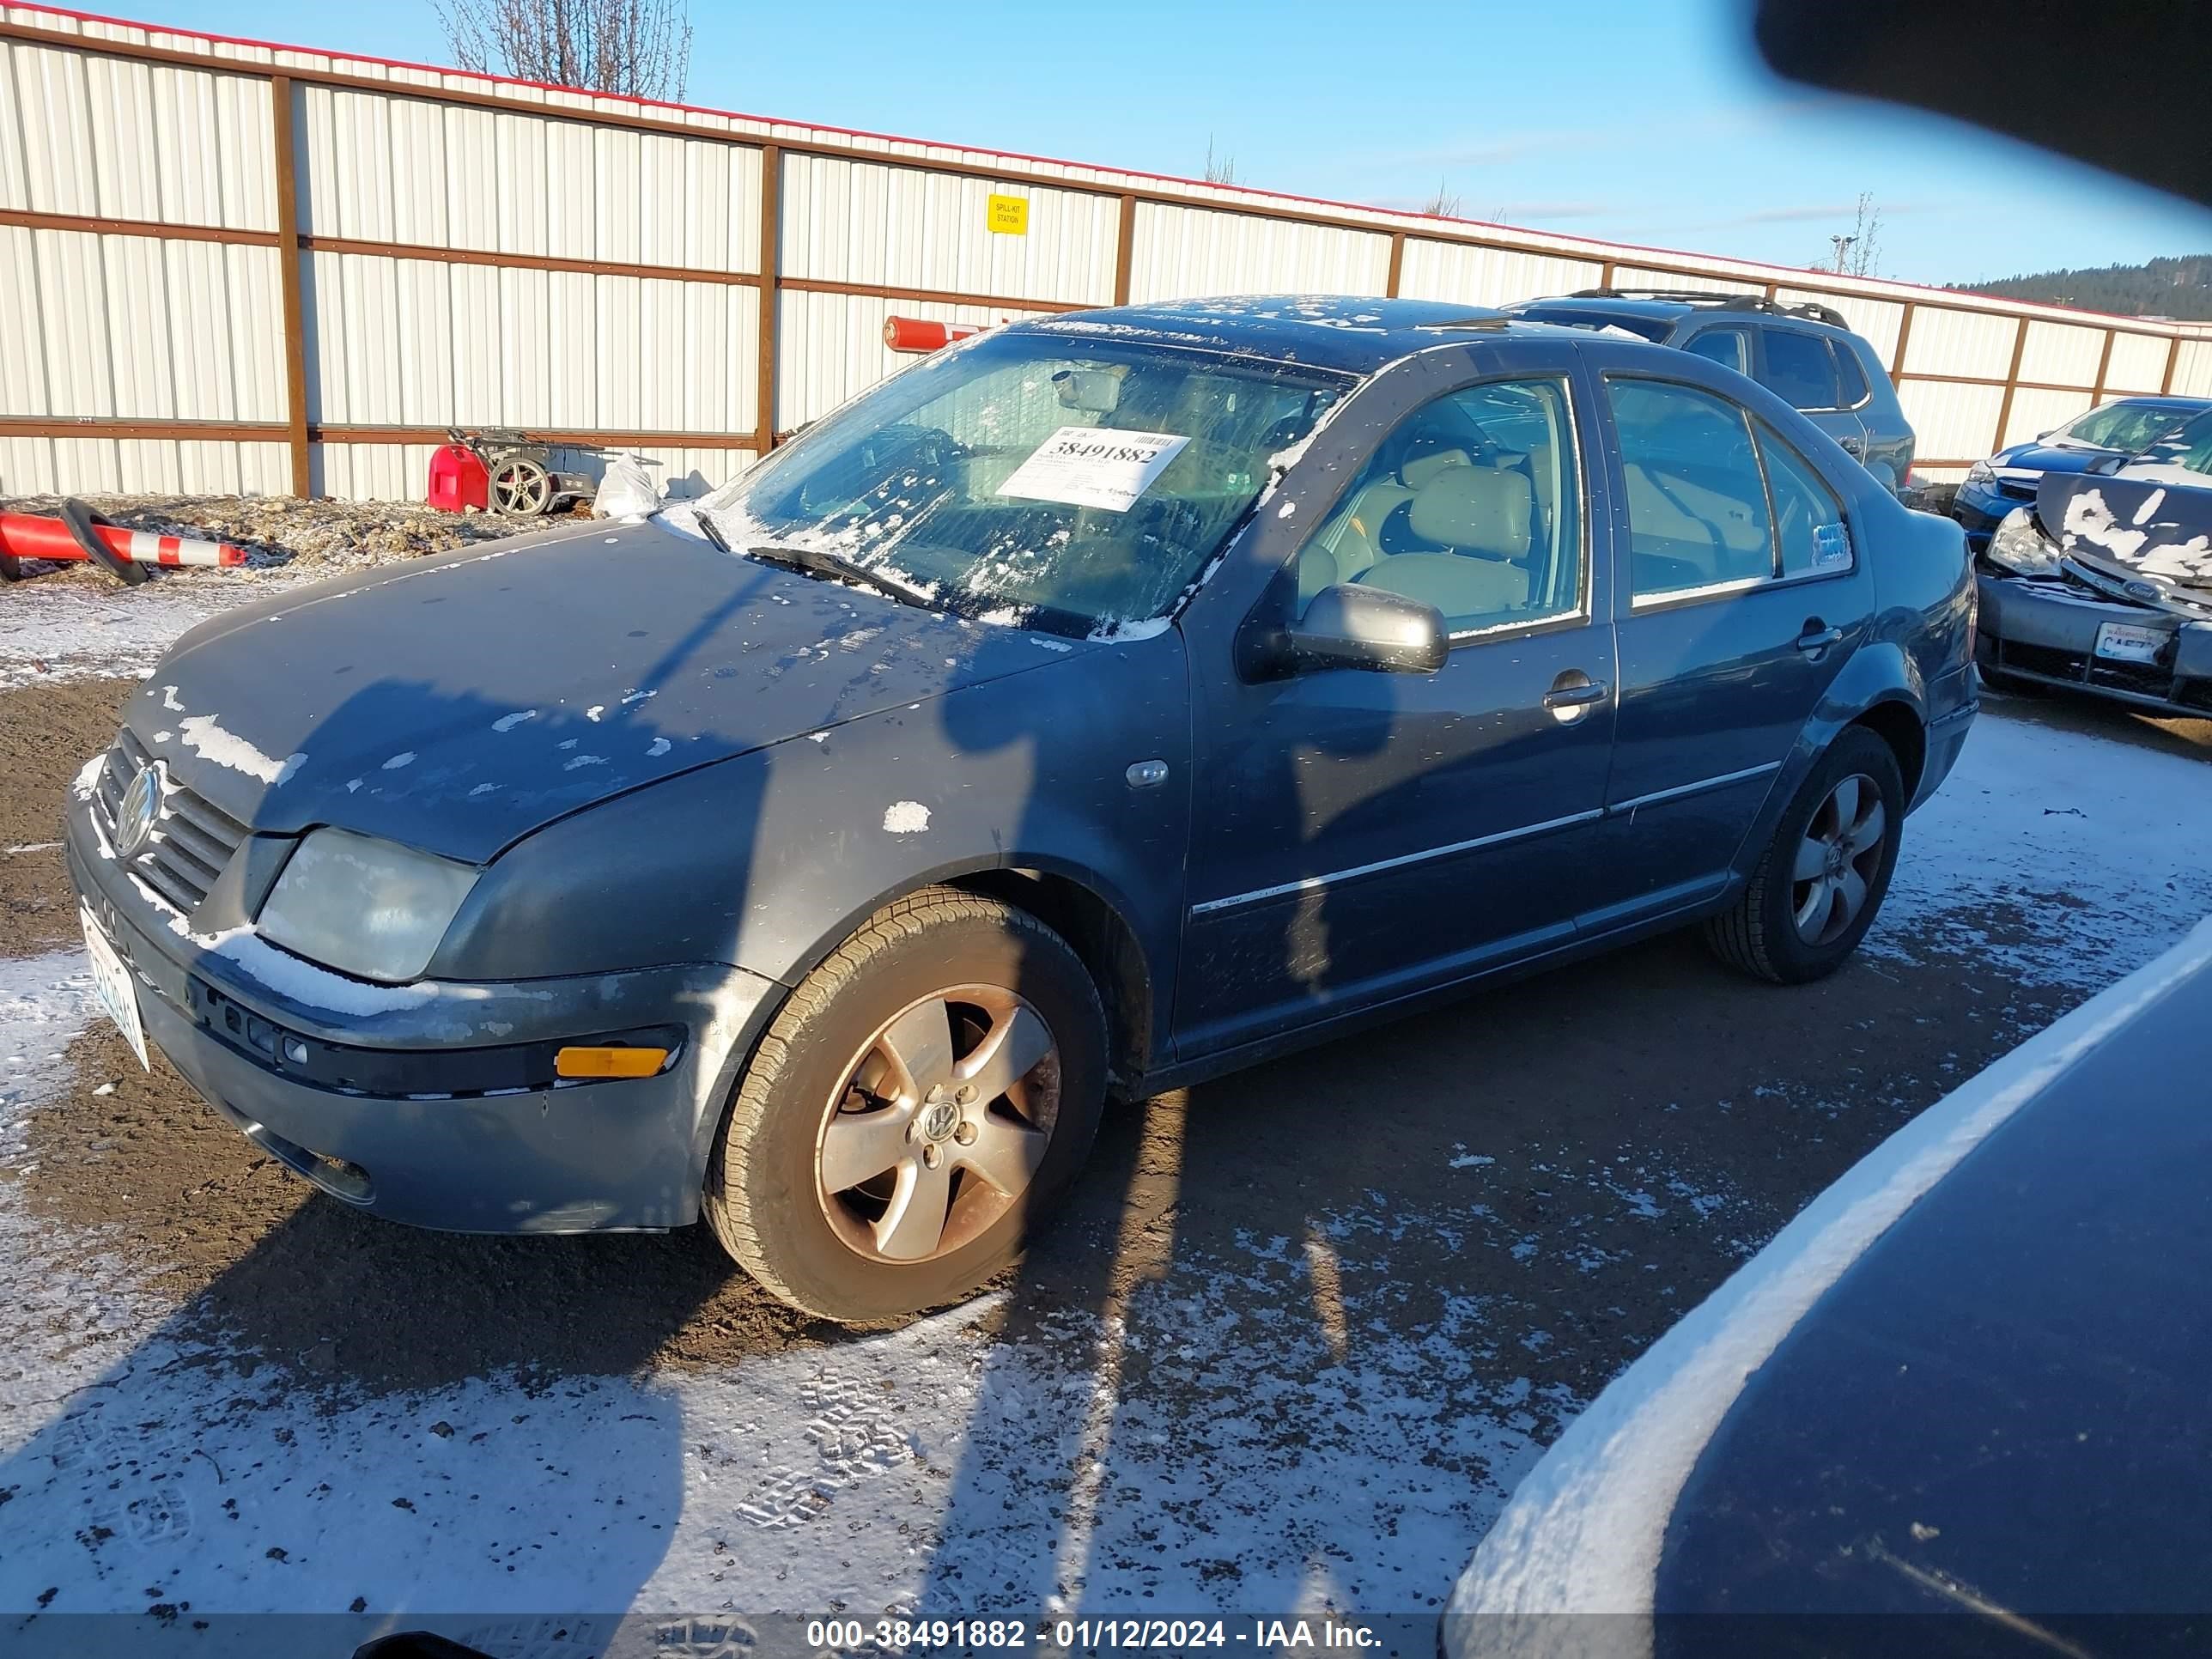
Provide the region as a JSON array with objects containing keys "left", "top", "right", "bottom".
[{"left": 1565, "top": 288, "right": 1850, "bottom": 329}]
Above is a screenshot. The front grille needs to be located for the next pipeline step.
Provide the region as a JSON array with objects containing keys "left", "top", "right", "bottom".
[
  {"left": 1996, "top": 480, "right": 2036, "bottom": 501},
  {"left": 94, "top": 728, "right": 248, "bottom": 915}
]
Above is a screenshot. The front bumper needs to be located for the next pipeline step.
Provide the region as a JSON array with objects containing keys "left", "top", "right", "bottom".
[
  {"left": 1975, "top": 570, "right": 2212, "bottom": 718},
  {"left": 64, "top": 795, "right": 779, "bottom": 1233}
]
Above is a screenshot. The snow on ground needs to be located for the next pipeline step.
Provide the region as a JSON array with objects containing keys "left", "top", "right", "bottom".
[
  {"left": 2, "top": 690, "right": 2209, "bottom": 1645},
  {"left": 1873, "top": 702, "right": 2212, "bottom": 988}
]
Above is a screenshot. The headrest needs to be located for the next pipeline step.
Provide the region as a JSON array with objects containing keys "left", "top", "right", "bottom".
[
  {"left": 1400, "top": 447, "right": 1473, "bottom": 489},
  {"left": 1407, "top": 465, "right": 1534, "bottom": 558}
]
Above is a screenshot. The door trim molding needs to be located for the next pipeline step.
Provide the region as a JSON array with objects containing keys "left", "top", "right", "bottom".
[
  {"left": 1607, "top": 759, "right": 1782, "bottom": 814},
  {"left": 1186, "top": 757, "right": 1783, "bottom": 919},
  {"left": 1188, "top": 807, "right": 1606, "bottom": 918}
]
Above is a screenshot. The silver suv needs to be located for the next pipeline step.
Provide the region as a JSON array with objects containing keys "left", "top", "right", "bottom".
[{"left": 1506, "top": 289, "right": 1915, "bottom": 494}]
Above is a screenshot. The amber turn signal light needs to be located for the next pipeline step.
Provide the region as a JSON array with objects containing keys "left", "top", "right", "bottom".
[{"left": 554, "top": 1045, "right": 669, "bottom": 1079}]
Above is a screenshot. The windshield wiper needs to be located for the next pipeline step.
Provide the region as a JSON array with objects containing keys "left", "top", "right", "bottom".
[{"left": 745, "top": 543, "right": 933, "bottom": 609}]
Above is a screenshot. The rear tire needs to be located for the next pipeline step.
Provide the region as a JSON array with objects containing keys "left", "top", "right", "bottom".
[
  {"left": 1705, "top": 727, "right": 1905, "bottom": 985},
  {"left": 702, "top": 886, "right": 1107, "bottom": 1322}
]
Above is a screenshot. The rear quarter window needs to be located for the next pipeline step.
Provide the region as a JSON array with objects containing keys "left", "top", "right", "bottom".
[
  {"left": 1828, "top": 338, "right": 1870, "bottom": 408},
  {"left": 1762, "top": 329, "right": 1841, "bottom": 411}
]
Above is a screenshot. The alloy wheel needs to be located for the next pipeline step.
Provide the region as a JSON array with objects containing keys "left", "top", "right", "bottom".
[
  {"left": 814, "top": 986, "right": 1060, "bottom": 1264},
  {"left": 1790, "top": 772, "right": 1887, "bottom": 946}
]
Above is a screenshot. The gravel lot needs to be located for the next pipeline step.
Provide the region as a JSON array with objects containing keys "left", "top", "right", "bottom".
[{"left": 3, "top": 550, "right": 2210, "bottom": 1650}]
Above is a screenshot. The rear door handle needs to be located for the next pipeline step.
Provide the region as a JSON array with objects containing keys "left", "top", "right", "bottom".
[{"left": 1797, "top": 622, "right": 1844, "bottom": 653}]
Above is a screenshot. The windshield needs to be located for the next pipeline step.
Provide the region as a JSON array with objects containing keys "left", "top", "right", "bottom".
[
  {"left": 2128, "top": 408, "right": 2212, "bottom": 476},
  {"left": 707, "top": 331, "right": 1350, "bottom": 638},
  {"left": 2051, "top": 400, "right": 2191, "bottom": 453}
]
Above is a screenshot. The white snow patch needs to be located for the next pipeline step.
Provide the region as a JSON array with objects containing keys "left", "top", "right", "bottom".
[
  {"left": 646, "top": 738, "right": 672, "bottom": 757},
  {"left": 381, "top": 751, "right": 416, "bottom": 771},
  {"left": 563, "top": 755, "right": 607, "bottom": 770},
  {"left": 70, "top": 753, "right": 106, "bottom": 800},
  {"left": 175, "top": 714, "right": 306, "bottom": 787},
  {"left": 585, "top": 705, "right": 605, "bottom": 721},
  {"left": 882, "top": 800, "right": 931, "bottom": 835},
  {"left": 491, "top": 709, "right": 537, "bottom": 732}
]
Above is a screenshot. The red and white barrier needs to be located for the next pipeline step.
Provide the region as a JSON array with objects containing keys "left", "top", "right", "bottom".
[{"left": 0, "top": 512, "right": 246, "bottom": 568}]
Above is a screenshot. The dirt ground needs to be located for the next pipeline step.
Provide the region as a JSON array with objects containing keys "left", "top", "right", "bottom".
[{"left": 9, "top": 673, "right": 2200, "bottom": 1406}]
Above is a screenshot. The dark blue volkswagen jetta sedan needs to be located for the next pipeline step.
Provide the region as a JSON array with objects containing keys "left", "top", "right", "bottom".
[{"left": 64, "top": 296, "right": 1977, "bottom": 1321}]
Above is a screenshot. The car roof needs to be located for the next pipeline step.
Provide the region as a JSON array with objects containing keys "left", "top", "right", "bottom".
[
  {"left": 1512, "top": 295, "right": 1693, "bottom": 325},
  {"left": 1017, "top": 295, "right": 1578, "bottom": 376}
]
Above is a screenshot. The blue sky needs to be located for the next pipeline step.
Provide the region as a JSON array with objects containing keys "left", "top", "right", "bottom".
[{"left": 136, "top": 0, "right": 2212, "bottom": 287}]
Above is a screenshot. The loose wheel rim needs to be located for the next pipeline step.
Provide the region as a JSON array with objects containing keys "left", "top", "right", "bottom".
[
  {"left": 490, "top": 458, "right": 552, "bottom": 515},
  {"left": 813, "top": 984, "right": 1060, "bottom": 1265},
  {"left": 1790, "top": 771, "right": 1887, "bottom": 946}
]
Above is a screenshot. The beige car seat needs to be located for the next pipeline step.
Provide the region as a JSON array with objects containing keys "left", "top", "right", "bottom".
[{"left": 1356, "top": 466, "right": 1534, "bottom": 621}]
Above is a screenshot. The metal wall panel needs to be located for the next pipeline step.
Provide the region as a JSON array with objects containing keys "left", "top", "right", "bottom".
[
  {"left": 1126, "top": 203, "right": 1391, "bottom": 303},
  {"left": 2105, "top": 332, "right": 2172, "bottom": 395},
  {"left": 298, "top": 87, "right": 762, "bottom": 270},
  {"left": 780, "top": 155, "right": 1117, "bottom": 304},
  {"left": 2170, "top": 339, "right": 2212, "bottom": 398},
  {"left": 1903, "top": 306, "right": 2019, "bottom": 380},
  {"left": 1612, "top": 265, "right": 1740, "bottom": 295},
  {"left": 2002, "top": 386, "right": 2094, "bottom": 450},
  {"left": 1395, "top": 240, "right": 1604, "bottom": 307},
  {"left": 1897, "top": 378, "right": 2006, "bottom": 463},
  {"left": 1777, "top": 287, "right": 1905, "bottom": 366},
  {"left": 2017, "top": 319, "right": 2105, "bottom": 389},
  {"left": 304, "top": 250, "right": 757, "bottom": 432}
]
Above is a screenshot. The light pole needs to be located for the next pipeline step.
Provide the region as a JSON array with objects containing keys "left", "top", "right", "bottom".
[{"left": 1831, "top": 233, "right": 1857, "bottom": 274}]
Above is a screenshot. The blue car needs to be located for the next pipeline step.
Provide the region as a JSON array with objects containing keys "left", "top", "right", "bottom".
[
  {"left": 63, "top": 297, "right": 1976, "bottom": 1322},
  {"left": 1953, "top": 395, "right": 2212, "bottom": 550}
]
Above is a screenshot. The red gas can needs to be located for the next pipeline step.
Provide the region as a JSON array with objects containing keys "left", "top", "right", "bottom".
[{"left": 427, "top": 441, "right": 490, "bottom": 512}]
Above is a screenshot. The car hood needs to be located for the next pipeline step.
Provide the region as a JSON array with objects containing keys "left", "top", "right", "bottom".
[
  {"left": 2033, "top": 471, "right": 2212, "bottom": 608},
  {"left": 1989, "top": 440, "right": 2123, "bottom": 477},
  {"left": 131, "top": 519, "right": 1091, "bottom": 862}
]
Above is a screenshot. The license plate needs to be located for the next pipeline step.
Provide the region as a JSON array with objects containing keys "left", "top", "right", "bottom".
[
  {"left": 80, "top": 905, "right": 149, "bottom": 1071},
  {"left": 2094, "top": 622, "right": 2166, "bottom": 665}
]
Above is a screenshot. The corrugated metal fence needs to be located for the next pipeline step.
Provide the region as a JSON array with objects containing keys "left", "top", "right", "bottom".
[{"left": 6, "top": 1, "right": 2210, "bottom": 502}]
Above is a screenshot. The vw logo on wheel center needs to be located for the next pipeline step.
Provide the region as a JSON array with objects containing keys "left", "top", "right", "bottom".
[{"left": 113, "top": 762, "right": 165, "bottom": 859}]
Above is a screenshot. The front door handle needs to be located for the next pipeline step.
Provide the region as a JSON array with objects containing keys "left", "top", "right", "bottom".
[
  {"left": 1543, "top": 672, "right": 1610, "bottom": 715},
  {"left": 1797, "top": 621, "right": 1844, "bottom": 653}
]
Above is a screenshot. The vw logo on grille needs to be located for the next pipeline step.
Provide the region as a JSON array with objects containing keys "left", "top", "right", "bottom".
[{"left": 114, "top": 762, "right": 165, "bottom": 859}]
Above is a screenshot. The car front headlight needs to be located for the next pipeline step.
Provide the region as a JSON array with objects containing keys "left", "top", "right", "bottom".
[
  {"left": 1984, "top": 506, "right": 2062, "bottom": 576},
  {"left": 1966, "top": 459, "right": 1996, "bottom": 485},
  {"left": 258, "top": 828, "right": 480, "bottom": 983}
]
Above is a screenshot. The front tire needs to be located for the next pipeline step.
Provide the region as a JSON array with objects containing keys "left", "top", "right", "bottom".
[
  {"left": 703, "top": 887, "right": 1107, "bottom": 1322},
  {"left": 1705, "top": 727, "right": 1905, "bottom": 985}
]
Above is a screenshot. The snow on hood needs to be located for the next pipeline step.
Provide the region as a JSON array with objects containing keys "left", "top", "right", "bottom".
[
  {"left": 125, "top": 520, "right": 1091, "bottom": 863},
  {"left": 2035, "top": 475, "right": 2212, "bottom": 594}
]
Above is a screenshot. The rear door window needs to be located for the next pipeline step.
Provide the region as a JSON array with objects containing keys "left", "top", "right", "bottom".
[
  {"left": 1828, "top": 339, "right": 1871, "bottom": 408},
  {"left": 1763, "top": 329, "right": 1842, "bottom": 411},
  {"left": 1607, "top": 379, "right": 1775, "bottom": 600},
  {"left": 1760, "top": 424, "right": 1852, "bottom": 576},
  {"left": 1683, "top": 328, "right": 1751, "bottom": 375}
]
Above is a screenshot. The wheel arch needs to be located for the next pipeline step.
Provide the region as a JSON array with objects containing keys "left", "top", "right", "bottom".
[
  {"left": 771, "top": 856, "right": 1160, "bottom": 1096},
  {"left": 1846, "top": 695, "right": 1927, "bottom": 803}
]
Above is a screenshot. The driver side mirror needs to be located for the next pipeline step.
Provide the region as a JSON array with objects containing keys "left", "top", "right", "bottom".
[{"left": 1249, "top": 583, "right": 1450, "bottom": 678}]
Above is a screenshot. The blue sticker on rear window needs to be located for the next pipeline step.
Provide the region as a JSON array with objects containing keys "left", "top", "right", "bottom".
[{"left": 1813, "top": 521, "right": 1850, "bottom": 568}]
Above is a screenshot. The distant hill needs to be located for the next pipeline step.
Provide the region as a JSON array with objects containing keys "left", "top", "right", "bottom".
[{"left": 1956, "top": 254, "right": 2212, "bottom": 319}]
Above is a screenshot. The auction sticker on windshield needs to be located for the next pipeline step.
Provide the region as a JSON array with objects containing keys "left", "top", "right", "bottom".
[
  {"left": 81, "top": 904, "right": 149, "bottom": 1070},
  {"left": 996, "top": 427, "right": 1190, "bottom": 512}
]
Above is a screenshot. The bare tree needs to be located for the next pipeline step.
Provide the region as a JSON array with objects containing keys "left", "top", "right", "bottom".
[
  {"left": 436, "top": 0, "right": 693, "bottom": 100},
  {"left": 1202, "top": 136, "right": 1237, "bottom": 186},
  {"left": 1419, "top": 176, "right": 1464, "bottom": 218},
  {"left": 1826, "top": 191, "right": 1884, "bottom": 276}
]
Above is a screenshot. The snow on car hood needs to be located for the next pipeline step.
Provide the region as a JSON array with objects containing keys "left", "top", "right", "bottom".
[
  {"left": 2033, "top": 473, "right": 2212, "bottom": 600},
  {"left": 122, "top": 520, "right": 1091, "bottom": 862}
]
